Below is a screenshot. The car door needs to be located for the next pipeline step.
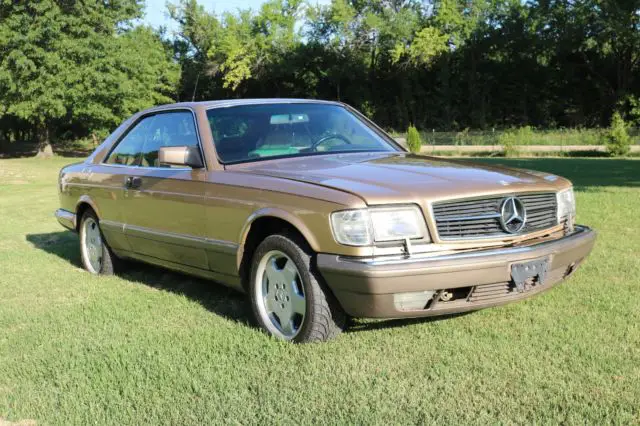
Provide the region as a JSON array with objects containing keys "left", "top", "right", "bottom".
[
  {"left": 97, "top": 116, "right": 155, "bottom": 253},
  {"left": 109, "top": 110, "right": 209, "bottom": 269}
]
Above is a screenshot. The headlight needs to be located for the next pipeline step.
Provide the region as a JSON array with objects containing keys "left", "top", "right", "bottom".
[
  {"left": 330, "top": 209, "right": 373, "bottom": 246},
  {"left": 330, "top": 206, "right": 429, "bottom": 246},
  {"left": 370, "top": 206, "right": 425, "bottom": 242},
  {"left": 557, "top": 187, "right": 576, "bottom": 223}
]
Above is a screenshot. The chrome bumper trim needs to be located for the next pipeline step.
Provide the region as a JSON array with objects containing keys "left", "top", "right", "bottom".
[
  {"left": 333, "top": 225, "right": 593, "bottom": 266},
  {"left": 55, "top": 209, "right": 76, "bottom": 231}
]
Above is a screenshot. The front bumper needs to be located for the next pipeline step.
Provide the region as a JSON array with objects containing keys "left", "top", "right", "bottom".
[
  {"left": 55, "top": 209, "right": 76, "bottom": 231},
  {"left": 317, "top": 225, "right": 596, "bottom": 318}
]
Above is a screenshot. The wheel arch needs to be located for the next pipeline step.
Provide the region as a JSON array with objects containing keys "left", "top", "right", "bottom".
[
  {"left": 237, "top": 209, "right": 320, "bottom": 289},
  {"left": 74, "top": 196, "right": 101, "bottom": 231}
]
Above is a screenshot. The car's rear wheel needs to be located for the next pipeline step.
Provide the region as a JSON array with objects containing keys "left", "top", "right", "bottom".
[
  {"left": 249, "top": 233, "right": 346, "bottom": 343},
  {"left": 79, "top": 210, "right": 118, "bottom": 275}
]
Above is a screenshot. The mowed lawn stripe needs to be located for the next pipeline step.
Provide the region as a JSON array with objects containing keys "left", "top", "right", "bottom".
[{"left": 0, "top": 157, "right": 638, "bottom": 424}]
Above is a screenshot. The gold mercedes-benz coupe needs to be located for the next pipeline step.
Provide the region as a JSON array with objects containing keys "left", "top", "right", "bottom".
[{"left": 55, "top": 99, "right": 596, "bottom": 342}]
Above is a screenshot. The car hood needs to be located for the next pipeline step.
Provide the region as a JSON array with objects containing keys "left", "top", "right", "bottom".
[{"left": 231, "top": 152, "right": 568, "bottom": 205}]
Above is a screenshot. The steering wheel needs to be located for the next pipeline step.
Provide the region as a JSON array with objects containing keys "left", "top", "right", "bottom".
[{"left": 310, "top": 134, "right": 352, "bottom": 151}]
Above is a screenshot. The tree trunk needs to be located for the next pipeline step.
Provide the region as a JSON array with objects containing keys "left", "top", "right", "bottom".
[{"left": 35, "top": 123, "right": 53, "bottom": 158}]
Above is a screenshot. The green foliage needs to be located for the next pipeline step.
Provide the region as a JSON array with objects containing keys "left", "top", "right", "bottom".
[
  {"left": 497, "top": 126, "right": 538, "bottom": 156},
  {"left": 496, "top": 126, "right": 536, "bottom": 156},
  {"left": 392, "top": 27, "right": 449, "bottom": 65},
  {"left": 516, "top": 126, "right": 534, "bottom": 145},
  {"left": 3, "top": 0, "right": 640, "bottom": 150},
  {"left": 169, "top": 0, "right": 640, "bottom": 133},
  {"left": 627, "top": 96, "right": 640, "bottom": 125},
  {"left": 0, "top": 0, "right": 177, "bottom": 151},
  {"left": 409, "top": 27, "right": 449, "bottom": 65},
  {"left": 606, "top": 112, "right": 632, "bottom": 157},
  {"left": 170, "top": 0, "right": 301, "bottom": 92},
  {"left": 406, "top": 125, "right": 423, "bottom": 153},
  {"left": 454, "top": 128, "right": 471, "bottom": 146},
  {"left": 498, "top": 131, "right": 518, "bottom": 157},
  {"left": 398, "top": 128, "right": 620, "bottom": 147},
  {"left": 72, "top": 26, "right": 179, "bottom": 135},
  {"left": 359, "top": 101, "right": 376, "bottom": 119}
]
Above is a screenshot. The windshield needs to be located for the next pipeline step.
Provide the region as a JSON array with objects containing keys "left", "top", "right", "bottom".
[{"left": 206, "top": 103, "right": 398, "bottom": 164}]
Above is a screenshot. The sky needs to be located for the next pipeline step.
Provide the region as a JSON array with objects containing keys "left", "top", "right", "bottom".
[{"left": 142, "top": 0, "right": 271, "bottom": 33}]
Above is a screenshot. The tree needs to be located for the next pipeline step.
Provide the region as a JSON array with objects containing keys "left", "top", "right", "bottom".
[
  {"left": 71, "top": 26, "right": 179, "bottom": 136},
  {"left": 169, "top": 0, "right": 302, "bottom": 95},
  {"left": 4, "top": 0, "right": 639, "bottom": 145},
  {"left": 0, "top": 0, "right": 178, "bottom": 156}
]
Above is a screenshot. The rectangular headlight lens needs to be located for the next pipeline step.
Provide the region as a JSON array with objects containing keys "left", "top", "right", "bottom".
[
  {"left": 331, "top": 206, "right": 428, "bottom": 246},
  {"left": 370, "top": 206, "right": 425, "bottom": 242},
  {"left": 330, "top": 209, "right": 373, "bottom": 246},
  {"left": 557, "top": 187, "right": 576, "bottom": 223}
]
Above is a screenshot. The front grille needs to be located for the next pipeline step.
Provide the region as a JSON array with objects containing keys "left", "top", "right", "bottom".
[{"left": 432, "top": 193, "right": 557, "bottom": 239}]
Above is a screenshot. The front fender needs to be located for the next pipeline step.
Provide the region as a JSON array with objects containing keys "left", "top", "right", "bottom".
[{"left": 238, "top": 207, "right": 321, "bottom": 251}]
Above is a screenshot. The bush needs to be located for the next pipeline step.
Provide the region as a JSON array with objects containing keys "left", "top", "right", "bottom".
[
  {"left": 406, "top": 125, "right": 423, "bottom": 153},
  {"left": 497, "top": 126, "right": 536, "bottom": 157},
  {"left": 454, "top": 128, "right": 471, "bottom": 146},
  {"left": 606, "top": 112, "right": 631, "bottom": 156},
  {"left": 515, "top": 126, "right": 534, "bottom": 145},
  {"left": 498, "top": 128, "right": 519, "bottom": 157}
]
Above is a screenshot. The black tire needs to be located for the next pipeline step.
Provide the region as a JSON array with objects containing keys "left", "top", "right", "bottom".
[
  {"left": 249, "top": 233, "right": 347, "bottom": 343},
  {"left": 78, "top": 210, "right": 120, "bottom": 275}
]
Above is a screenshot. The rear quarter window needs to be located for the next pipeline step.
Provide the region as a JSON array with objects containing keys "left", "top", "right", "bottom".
[{"left": 105, "top": 111, "right": 199, "bottom": 167}]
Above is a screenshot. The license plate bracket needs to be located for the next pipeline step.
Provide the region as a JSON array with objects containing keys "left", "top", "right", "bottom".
[{"left": 511, "top": 257, "right": 550, "bottom": 293}]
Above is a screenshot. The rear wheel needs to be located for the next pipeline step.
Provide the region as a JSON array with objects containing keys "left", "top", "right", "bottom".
[
  {"left": 249, "top": 234, "right": 346, "bottom": 343},
  {"left": 79, "top": 210, "right": 118, "bottom": 275}
]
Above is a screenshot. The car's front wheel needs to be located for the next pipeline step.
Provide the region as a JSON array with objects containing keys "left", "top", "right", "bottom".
[
  {"left": 79, "top": 210, "right": 118, "bottom": 275},
  {"left": 249, "top": 233, "right": 346, "bottom": 342}
]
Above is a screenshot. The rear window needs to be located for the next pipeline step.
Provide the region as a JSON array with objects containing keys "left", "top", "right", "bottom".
[{"left": 207, "top": 103, "right": 397, "bottom": 164}]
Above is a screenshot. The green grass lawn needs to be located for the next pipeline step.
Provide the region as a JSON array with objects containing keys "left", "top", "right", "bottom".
[{"left": 0, "top": 157, "right": 639, "bottom": 424}]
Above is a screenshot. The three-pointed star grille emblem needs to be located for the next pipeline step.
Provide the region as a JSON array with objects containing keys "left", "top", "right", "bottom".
[{"left": 499, "top": 197, "right": 527, "bottom": 233}]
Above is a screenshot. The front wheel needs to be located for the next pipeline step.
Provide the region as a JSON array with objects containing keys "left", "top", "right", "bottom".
[{"left": 249, "top": 234, "right": 346, "bottom": 343}]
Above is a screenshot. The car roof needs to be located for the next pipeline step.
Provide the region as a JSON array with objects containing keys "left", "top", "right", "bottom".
[{"left": 143, "top": 98, "right": 344, "bottom": 114}]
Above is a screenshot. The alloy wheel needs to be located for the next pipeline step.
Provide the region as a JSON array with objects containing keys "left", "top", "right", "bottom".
[{"left": 255, "top": 250, "right": 306, "bottom": 339}]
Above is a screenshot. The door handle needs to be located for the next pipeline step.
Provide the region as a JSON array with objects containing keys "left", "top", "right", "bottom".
[{"left": 125, "top": 176, "right": 142, "bottom": 189}]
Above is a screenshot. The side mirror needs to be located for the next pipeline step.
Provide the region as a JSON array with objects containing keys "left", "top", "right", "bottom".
[{"left": 158, "top": 146, "right": 204, "bottom": 169}]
